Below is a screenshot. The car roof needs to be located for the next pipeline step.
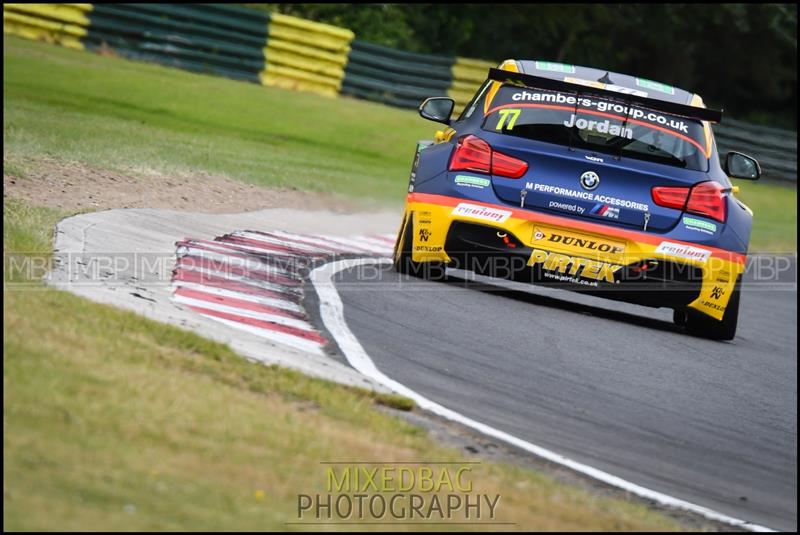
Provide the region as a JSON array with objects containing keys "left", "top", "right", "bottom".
[{"left": 515, "top": 60, "right": 696, "bottom": 106}]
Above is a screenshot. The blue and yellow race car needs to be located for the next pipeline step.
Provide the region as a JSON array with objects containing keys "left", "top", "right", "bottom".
[{"left": 393, "top": 60, "right": 761, "bottom": 340}]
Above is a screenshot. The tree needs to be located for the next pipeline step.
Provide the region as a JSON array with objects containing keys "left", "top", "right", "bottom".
[{"left": 260, "top": 3, "right": 797, "bottom": 127}]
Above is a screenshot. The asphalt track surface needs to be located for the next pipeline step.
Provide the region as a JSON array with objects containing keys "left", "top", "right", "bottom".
[{"left": 333, "top": 256, "right": 797, "bottom": 530}]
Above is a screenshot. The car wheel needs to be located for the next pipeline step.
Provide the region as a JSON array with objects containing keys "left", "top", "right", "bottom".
[
  {"left": 685, "top": 279, "right": 741, "bottom": 341},
  {"left": 393, "top": 214, "right": 445, "bottom": 280}
]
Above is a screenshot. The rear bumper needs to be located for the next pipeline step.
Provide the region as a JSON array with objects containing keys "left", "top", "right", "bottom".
[{"left": 402, "top": 193, "right": 746, "bottom": 320}]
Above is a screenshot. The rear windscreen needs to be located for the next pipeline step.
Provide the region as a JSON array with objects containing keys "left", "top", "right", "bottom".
[{"left": 483, "top": 86, "right": 709, "bottom": 171}]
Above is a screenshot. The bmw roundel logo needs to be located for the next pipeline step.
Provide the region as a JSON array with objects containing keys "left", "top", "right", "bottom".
[{"left": 580, "top": 171, "right": 600, "bottom": 190}]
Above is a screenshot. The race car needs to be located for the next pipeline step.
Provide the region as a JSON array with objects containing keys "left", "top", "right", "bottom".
[{"left": 393, "top": 59, "right": 761, "bottom": 340}]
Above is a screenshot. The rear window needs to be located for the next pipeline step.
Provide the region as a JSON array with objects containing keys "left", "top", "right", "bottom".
[{"left": 483, "top": 86, "right": 709, "bottom": 171}]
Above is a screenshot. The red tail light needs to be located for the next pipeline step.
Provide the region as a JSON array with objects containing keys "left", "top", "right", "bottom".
[
  {"left": 651, "top": 186, "right": 689, "bottom": 210},
  {"left": 652, "top": 181, "right": 727, "bottom": 222},
  {"left": 686, "top": 181, "right": 727, "bottom": 222},
  {"left": 449, "top": 135, "right": 528, "bottom": 178},
  {"left": 492, "top": 151, "right": 529, "bottom": 178},
  {"left": 449, "top": 135, "right": 491, "bottom": 174}
]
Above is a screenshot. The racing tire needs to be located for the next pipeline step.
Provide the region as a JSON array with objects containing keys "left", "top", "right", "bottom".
[
  {"left": 684, "top": 279, "right": 741, "bottom": 341},
  {"left": 393, "top": 215, "right": 446, "bottom": 280}
]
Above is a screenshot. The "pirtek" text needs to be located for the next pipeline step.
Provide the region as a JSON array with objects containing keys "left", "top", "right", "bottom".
[{"left": 528, "top": 249, "right": 622, "bottom": 283}]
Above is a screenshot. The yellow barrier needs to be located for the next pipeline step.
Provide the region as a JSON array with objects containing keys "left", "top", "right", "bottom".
[
  {"left": 261, "top": 12, "right": 354, "bottom": 97},
  {"left": 3, "top": 3, "right": 91, "bottom": 50},
  {"left": 449, "top": 57, "right": 495, "bottom": 114},
  {"left": 260, "top": 64, "right": 341, "bottom": 98},
  {"left": 4, "top": 4, "right": 498, "bottom": 111}
]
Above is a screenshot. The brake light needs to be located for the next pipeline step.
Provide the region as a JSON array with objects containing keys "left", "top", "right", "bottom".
[
  {"left": 651, "top": 186, "right": 689, "bottom": 210},
  {"left": 449, "top": 135, "right": 528, "bottom": 178},
  {"left": 449, "top": 135, "right": 491, "bottom": 174},
  {"left": 652, "top": 181, "right": 727, "bottom": 222},
  {"left": 492, "top": 151, "right": 529, "bottom": 178},
  {"left": 686, "top": 181, "right": 727, "bottom": 222}
]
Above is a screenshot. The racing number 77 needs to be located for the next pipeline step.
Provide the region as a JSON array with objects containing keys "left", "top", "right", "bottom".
[{"left": 495, "top": 108, "right": 521, "bottom": 131}]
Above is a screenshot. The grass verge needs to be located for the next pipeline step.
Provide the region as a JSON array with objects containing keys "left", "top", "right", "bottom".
[
  {"left": 4, "top": 36, "right": 795, "bottom": 250},
  {"left": 3, "top": 37, "right": 429, "bottom": 205},
  {"left": 2, "top": 199, "right": 70, "bottom": 283},
  {"left": 3, "top": 199, "right": 684, "bottom": 530},
  {"left": 733, "top": 179, "right": 797, "bottom": 253}
]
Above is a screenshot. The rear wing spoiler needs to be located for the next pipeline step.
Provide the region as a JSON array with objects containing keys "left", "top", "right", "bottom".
[{"left": 487, "top": 68, "right": 723, "bottom": 123}]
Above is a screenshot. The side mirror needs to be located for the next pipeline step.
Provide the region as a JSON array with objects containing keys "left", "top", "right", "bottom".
[
  {"left": 724, "top": 151, "right": 761, "bottom": 180},
  {"left": 419, "top": 97, "right": 455, "bottom": 125}
]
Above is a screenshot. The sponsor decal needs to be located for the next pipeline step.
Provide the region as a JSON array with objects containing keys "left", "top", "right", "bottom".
[
  {"left": 418, "top": 228, "right": 431, "bottom": 242},
  {"left": 535, "top": 61, "right": 575, "bottom": 73},
  {"left": 454, "top": 175, "right": 491, "bottom": 189},
  {"left": 414, "top": 245, "right": 443, "bottom": 252},
  {"left": 536, "top": 228, "right": 625, "bottom": 255},
  {"left": 580, "top": 171, "right": 601, "bottom": 190},
  {"left": 710, "top": 286, "right": 725, "bottom": 300},
  {"left": 549, "top": 200, "right": 585, "bottom": 214},
  {"left": 565, "top": 115, "right": 633, "bottom": 140},
  {"left": 635, "top": 77, "right": 675, "bottom": 95},
  {"left": 528, "top": 248, "right": 622, "bottom": 283},
  {"left": 701, "top": 300, "right": 725, "bottom": 312},
  {"left": 509, "top": 91, "right": 688, "bottom": 134},
  {"left": 585, "top": 154, "right": 604, "bottom": 163},
  {"left": 533, "top": 183, "right": 650, "bottom": 211},
  {"left": 682, "top": 216, "right": 717, "bottom": 235},
  {"left": 655, "top": 241, "right": 711, "bottom": 262},
  {"left": 542, "top": 271, "right": 599, "bottom": 287},
  {"left": 590, "top": 203, "right": 620, "bottom": 219},
  {"left": 452, "top": 203, "right": 511, "bottom": 223}
]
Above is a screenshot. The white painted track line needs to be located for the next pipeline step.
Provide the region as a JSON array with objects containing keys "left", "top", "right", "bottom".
[{"left": 310, "top": 257, "right": 775, "bottom": 533}]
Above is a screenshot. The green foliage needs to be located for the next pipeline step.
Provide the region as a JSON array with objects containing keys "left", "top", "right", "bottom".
[
  {"left": 258, "top": 3, "right": 418, "bottom": 51},
  {"left": 260, "top": 3, "right": 797, "bottom": 128}
]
